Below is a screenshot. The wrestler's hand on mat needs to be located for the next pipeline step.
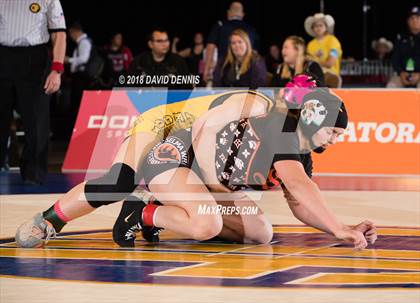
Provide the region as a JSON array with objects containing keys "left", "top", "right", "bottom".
[
  {"left": 352, "top": 220, "right": 378, "bottom": 245},
  {"left": 335, "top": 227, "right": 368, "bottom": 250}
]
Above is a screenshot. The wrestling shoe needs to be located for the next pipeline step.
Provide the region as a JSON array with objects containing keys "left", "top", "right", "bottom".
[
  {"left": 15, "top": 213, "right": 57, "bottom": 248},
  {"left": 142, "top": 225, "right": 162, "bottom": 243},
  {"left": 112, "top": 195, "right": 146, "bottom": 247}
]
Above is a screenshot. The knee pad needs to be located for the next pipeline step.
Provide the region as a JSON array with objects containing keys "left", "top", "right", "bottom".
[{"left": 85, "top": 163, "right": 137, "bottom": 208}]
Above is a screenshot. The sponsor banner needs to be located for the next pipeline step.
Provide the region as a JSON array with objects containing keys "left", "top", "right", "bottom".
[
  {"left": 313, "top": 90, "right": 420, "bottom": 175},
  {"left": 63, "top": 90, "right": 134, "bottom": 172},
  {"left": 63, "top": 89, "right": 419, "bottom": 175}
]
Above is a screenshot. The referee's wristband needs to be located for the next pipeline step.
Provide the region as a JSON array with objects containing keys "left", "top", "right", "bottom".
[{"left": 51, "top": 62, "right": 64, "bottom": 73}]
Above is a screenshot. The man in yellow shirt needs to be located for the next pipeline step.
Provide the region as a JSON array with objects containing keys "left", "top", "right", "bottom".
[{"left": 305, "top": 13, "right": 343, "bottom": 87}]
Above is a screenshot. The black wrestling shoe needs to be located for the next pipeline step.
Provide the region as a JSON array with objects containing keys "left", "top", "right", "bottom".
[
  {"left": 141, "top": 226, "right": 162, "bottom": 243},
  {"left": 112, "top": 195, "right": 146, "bottom": 247}
]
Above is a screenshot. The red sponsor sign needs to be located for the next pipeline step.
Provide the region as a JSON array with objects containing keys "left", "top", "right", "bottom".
[{"left": 62, "top": 90, "right": 138, "bottom": 172}]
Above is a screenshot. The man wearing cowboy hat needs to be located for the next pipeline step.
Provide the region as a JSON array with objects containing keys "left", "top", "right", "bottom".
[
  {"left": 387, "top": 6, "right": 420, "bottom": 88},
  {"left": 305, "top": 13, "right": 342, "bottom": 88},
  {"left": 371, "top": 37, "right": 393, "bottom": 61}
]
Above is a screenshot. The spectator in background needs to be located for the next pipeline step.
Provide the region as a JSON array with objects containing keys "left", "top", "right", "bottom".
[
  {"left": 305, "top": 13, "right": 342, "bottom": 88},
  {"left": 387, "top": 6, "right": 420, "bottom": 88},
  {"left": 368, "top": 37, "right": 394, "bottom": 85},
  {"left": 213, "top": 29, "right": 267, "bottom": 89},
  {"left": 103, "top": 32, "right": 133, "bottom": 86},
  {"left": 272, "top": 36, "right": 324, "bottom": 87},
  {"left": 265, "top": 44, "right": 281, "bottom": 75},
  {"left": 203, "top": 1, "right": 260, "bottom": 83},
  {"left": 66, "top": 22, "right": 92, "bottom": 75},
  {"left": 172, "top": 32, "right": 210, "bottom": 85},
  {"left": 65, "top": 22, "right": 92, "bottom": 122},
  {"left": 128, "top": 29, "right": 190, "bottom": 88},
  {"left": 371, "top": 37, "right": 393, "bottom": 61}
]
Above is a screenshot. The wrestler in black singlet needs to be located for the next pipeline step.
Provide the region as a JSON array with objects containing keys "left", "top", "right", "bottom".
[{"left": 142, "top": 111, "right": 313, "bottom": 191}]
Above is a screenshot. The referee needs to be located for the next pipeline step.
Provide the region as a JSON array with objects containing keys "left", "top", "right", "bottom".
[{"left": 0, "top": 0, "right": 66, "bottom": 185}]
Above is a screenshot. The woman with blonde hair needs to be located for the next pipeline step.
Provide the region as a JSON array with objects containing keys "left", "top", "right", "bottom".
[
  {"left": 272, "top": 35, "right": 324, "bottom": 87},
  {"left": 213, "top": 29, "right": 267, "bottom": 88}
]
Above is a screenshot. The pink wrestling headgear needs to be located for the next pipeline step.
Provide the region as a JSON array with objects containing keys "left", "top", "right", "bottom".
[{"left": 283, "top": 74, "right": 318, "bottom": 107}]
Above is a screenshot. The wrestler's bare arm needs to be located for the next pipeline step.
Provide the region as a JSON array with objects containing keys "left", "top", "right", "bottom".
[{"left": 274, "top": 160, "right": 369, "bottom": 249}]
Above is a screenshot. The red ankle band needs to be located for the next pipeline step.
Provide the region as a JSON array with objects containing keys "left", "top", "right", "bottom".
[{"left": 142, "top": 204, "right": 160, "bottom": 226}]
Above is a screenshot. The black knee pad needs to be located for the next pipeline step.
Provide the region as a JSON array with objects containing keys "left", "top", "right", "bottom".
[{"left": 85, "top": 163, "right": 137, "bottom": 208}]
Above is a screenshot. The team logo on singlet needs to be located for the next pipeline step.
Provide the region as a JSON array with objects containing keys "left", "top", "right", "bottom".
[
  {"left": 148, "top": 136, "right": 189, "bottom": 165},
  {"left": 301, "top": 99, "right": 328, "bottom": 126},
  {"left": 29, "top": 2, "right": 41, "bottom": 13},
  {"left": 152, "top": 112, "right": 196, "bottom": 135}
]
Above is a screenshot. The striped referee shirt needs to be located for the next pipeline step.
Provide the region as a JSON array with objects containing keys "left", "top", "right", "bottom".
[{"left": 0, "top": 0, "right": 66, "bottom": 47}]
